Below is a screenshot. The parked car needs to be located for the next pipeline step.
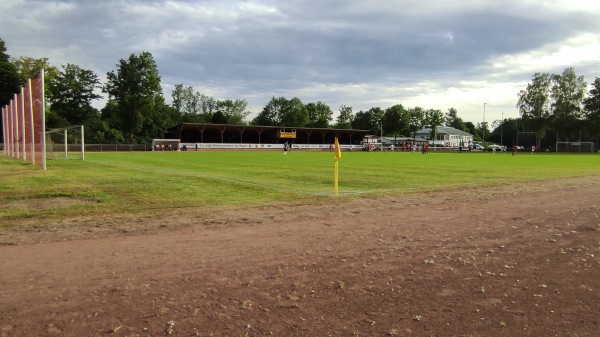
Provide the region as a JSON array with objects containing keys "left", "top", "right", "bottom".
[{"left": 487, "top": 144, "right": 507, "bottom": 152}]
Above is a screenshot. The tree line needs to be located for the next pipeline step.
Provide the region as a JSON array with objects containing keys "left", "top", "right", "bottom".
[{"left": 1, "top": 37, "right": 599, "bottom": 146}]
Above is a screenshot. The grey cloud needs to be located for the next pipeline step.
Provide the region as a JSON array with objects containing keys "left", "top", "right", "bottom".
[{"left": 1, "top": 0, "right": 599, "bottom": 121}]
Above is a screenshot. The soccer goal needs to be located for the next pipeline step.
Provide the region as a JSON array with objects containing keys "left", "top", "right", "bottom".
[
  {"left": 45, "top": 125, "right": 85, "bottom": 160},
  {"left": 555, "top": 142, "right": 596, "bottom": 153},
  {"left": 152, "top": 139, "right": 180, "bottom": 151}
]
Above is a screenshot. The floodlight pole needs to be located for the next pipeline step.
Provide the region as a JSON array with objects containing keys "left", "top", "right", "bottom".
[
  {"left": 483, "top": 103, "right": 486, "bottom": 146},
  {"left": 380, "top": 119, "right": 383, "bottom": 151},
  {"left": 64, "top": 128, "right": 68, "bottom": 158},
  {"left": 81, "top": 124, "right": 85, "bottom": 160},
  {"left": 500, "top": 112, "right": 504, "bottom": 147}
]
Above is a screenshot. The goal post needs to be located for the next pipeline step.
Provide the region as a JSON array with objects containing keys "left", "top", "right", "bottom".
[
  {"left": 555, "top": 142, "right": 596, "bottom": 153},
  {"left": 45, "top": 125, "right": 85, "bottom": 160},
  {"left": 152, "top": 139, "right": 180, "bottom": 151}
]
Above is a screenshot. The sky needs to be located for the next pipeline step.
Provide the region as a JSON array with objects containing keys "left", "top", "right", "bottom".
[{"left": 2, "top": 0, "right": 599, "bottom": 125}]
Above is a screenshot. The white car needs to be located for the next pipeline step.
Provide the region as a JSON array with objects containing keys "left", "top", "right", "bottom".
[{"left": 487, "top": 144, "right": 506, "bottom": 151}]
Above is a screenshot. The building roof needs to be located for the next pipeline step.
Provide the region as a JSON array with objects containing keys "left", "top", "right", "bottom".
[
  {"left": 164, "top": 123, "right": 370, "bottom": 145},
  {"left": 416, "top": 126, "right": 473, "bottom": 137}
]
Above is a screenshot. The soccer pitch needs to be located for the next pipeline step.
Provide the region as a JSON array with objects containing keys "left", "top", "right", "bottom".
[{"left": 1, "top": 151, "right": 599, "bottom": 220}]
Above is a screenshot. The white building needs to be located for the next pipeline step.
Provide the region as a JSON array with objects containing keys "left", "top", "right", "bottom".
[{"left": 415, "top": 126, "right": 474, "bottom": 147}]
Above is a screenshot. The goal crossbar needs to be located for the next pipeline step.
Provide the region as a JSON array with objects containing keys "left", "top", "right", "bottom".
[
  {"left": 555, "top": 141, "right": 596, "bottom": 153},
  {"left": 45, "top": 125, "right": 85, "bottom": 160}
]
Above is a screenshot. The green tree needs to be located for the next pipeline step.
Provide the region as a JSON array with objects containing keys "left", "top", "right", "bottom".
[
  {"left": 103, "top": 52, "right": 166, "bottom": 143},
  {"left": 211, "top": 110, "right": 228, "bottom": 124},
  {"left": 383, "top": 104, "right": 410, "bottom": 136},
  {"left": 352, "top": 107, "right": 383, "bottom": 134},
  {"left": 280, "top": 97, "right": 308, "bottom": 127},
  {"left": 252, "top": 96, "right": 287, "bottom": 126},
  {"left": 335, "top": 105, "right": 353, "bottom": 129},
  {"left": 47, "top": 63, "right": 102, "bottom": 128},
  {"left": 465, "top": 121, "right": 480, "bottom": 140},
  {"left": 424, "top": 109, "right": 444, "bottom": 142},
  {"left": 12, "top": 56, "right": 59, "bottom": 86},
  {"left": 551, "top": 67, "right": 587, "bottom": 140},
  {"left": 252, "top": 97, "right": 308, "bottom": 127},
  {"left": 217, "top": 99, "right": 249, "bottom": 125},
  {"left": 408, "top": 107, "right": 426, "bottom": 139},
  {"left": 0, "top": 38, "right": 21, "bottom": 140},
  {"left": 305, "top": 101, "right": 333, "bottom": 128},
  {"left": 0, "top": 38, "right": 20, "bottom": 107},
  {"left": 517, "top": 72, "right": 552, "bottom": 137},
  {"left": 199, "top": 93, "right": 218, "bottom": 121},
  {"left": 445, "top": 107, "right": 467, "bottom": 131},
  {"left": 583, "top": 77, "right": 600, "bottom": 145}
]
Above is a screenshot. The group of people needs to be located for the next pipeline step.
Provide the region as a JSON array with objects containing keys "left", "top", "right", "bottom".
[{"left": 154, "top": 144, "right": 174, "bottom": 151}]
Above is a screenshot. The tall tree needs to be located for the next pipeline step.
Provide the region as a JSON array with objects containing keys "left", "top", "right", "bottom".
[
  {"left": 103, "top": 52, "right": 165, "bottom": 143},
  {"left": 12, "top": 56, "right": 59, "bottom": 86},
  {"left": 252, "top": 96, "right": 287, "bottom": 126},
  {"left": 383, "top": 104, "right": 410, "bottom": 136},
  {"left": 465, "top": 121, "right": 480, "bottom": 140},
  {"left": 0, "top": 38, "right": 21, "bottom": 140},
  {"left": 0, "top": 38, "right": 20, "bottom": 107},
  {"left": 199, "top": 93, "right": 218, "bottom": 121},
  {"left": 425, "top": 109, "right": 444, "bottom": 141},
  {"left": 47, "top": 63, "right": 102, "bottom": 127},
  {"left": 517, "top": 72, "right": 552, "bottom": 136},
  {"left": 305, "top": 101, "right": 333, "bottom": 128},
  {"left": 445, "top": 107, "right": 467, "bottom": 131},
  {"left": 352, "top": 107, "right": 383, "bottom": 134},
  {"left": 280, "top": 97, "right": 308, "bottom": 127},
  {"left": 408, "top": 107, "right": 425, "bottom": 139},
  {"left": 551, "top": 67, "right": 587, "bottom": 139},
  {"left": 217, "top": 99, "right": 249, "bottom": 125},
  {"left": 583, "top": 77, "right": 600, "bottom": 145},
  {"left": 171, "top": 84, "right": 186, "bottom": 116},
  {"left": 335, "top": 105, "right": 353, "bottom": 129}
]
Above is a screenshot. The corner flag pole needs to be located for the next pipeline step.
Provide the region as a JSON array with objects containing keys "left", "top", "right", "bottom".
[{"left": 334, "top": 137, "right": 342, "bottom": 196}]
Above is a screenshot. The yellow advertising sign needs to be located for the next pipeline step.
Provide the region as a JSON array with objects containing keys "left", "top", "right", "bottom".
[{"left": 279, "top": 130, "right": 297, "bottom": 139}]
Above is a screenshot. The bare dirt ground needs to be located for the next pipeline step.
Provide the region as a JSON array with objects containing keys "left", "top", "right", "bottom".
[{"left": 1, "top": 176, "right": 600, "bottom": 337}]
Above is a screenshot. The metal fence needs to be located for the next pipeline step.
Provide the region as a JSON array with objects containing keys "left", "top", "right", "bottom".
[
  {"left": 84, "top": 144, "right": 149, "bottom": 152},
  {"left": 0, "top": 144, "right": 150, "bottom": 152}
]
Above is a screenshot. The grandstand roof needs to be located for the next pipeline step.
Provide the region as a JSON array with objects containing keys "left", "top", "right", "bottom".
[{"left": 164, "top": 123, "right": 370, "bottom": 145}]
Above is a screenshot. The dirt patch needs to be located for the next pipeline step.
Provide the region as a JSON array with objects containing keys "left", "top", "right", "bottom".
[
  {"left": 1, "top": 197, "right": 91, "bottom": 211},
  {"left": 1, "top": 176, "right": 599, "bottom": 336}
]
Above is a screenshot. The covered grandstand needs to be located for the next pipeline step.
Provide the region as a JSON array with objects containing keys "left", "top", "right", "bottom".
[{"left": 164, "top": 123, "right": 370, "bottom": 146}]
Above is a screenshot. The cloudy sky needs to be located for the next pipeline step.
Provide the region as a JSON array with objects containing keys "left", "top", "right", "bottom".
[{"left": 2, "top": 0, "right": 599, "bottom": 124}]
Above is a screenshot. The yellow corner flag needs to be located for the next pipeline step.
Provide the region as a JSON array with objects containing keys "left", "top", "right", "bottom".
[{"left": 334, "top": 137, "right": 341, "bottom": 196}]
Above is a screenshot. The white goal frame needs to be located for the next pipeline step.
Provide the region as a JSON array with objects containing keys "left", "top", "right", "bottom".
[
  {"left": 555, "top": 142, "right": 595, "bottom": 153},
  {"left": 45, "top": 125, "right": 85, "bottom": 160},
  {"left": 152, "top": 139, "right": 180, "bottom": 151}
]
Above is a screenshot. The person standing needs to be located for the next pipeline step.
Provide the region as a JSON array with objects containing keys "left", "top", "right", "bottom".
[
  {"left": 512, "top": 145, "right": 517, "bottom": 156},
  {"left": 283, "top": 141, "right": 288, "bottom": 155}
]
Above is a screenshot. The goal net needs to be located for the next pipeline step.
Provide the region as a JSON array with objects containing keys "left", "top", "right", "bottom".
[
  {"left": 152, "top": 139, "right": 180, "bottom": 151},
  {"left": 555, "top": 142, "right": 596, "bottom": 153},
  {"left": 45, "top": 125, "right": 85, "bottom": 160}
]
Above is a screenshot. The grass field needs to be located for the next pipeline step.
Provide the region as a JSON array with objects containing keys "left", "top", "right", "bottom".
[{"left": 1, "top": 150, "right": 599, "bottom": 222}]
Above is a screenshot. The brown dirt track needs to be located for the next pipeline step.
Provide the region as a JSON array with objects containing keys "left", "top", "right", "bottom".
[{"left": 1, "top": 177, "right": 600, "bottom": 337}]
